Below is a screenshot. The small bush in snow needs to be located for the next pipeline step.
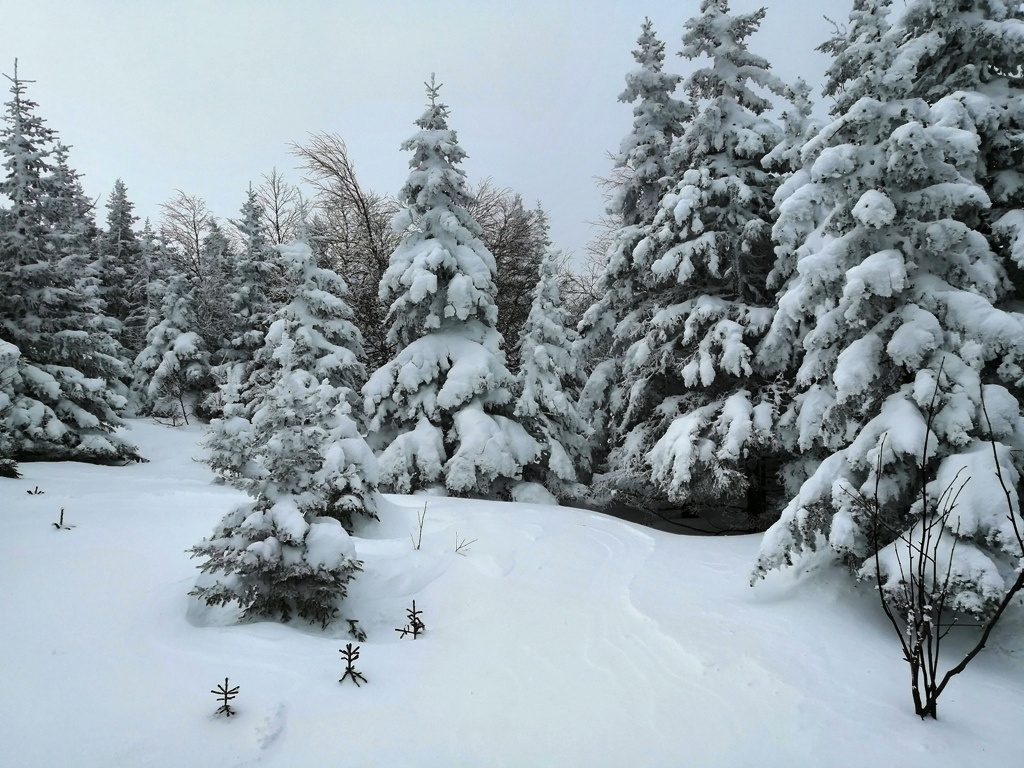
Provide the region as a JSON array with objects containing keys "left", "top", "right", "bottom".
[{"left": 850, "top": 379, "right": 1024, "bottom": 719}]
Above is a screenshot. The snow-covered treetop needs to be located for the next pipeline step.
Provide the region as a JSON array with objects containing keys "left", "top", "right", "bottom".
[
  {"left": 103, "top": 179, "right": 138, "bottom": 243},
  {"left": 392, "top": 74, "right": 478, "bottom": 235},
  {"left": 1, "top": 63, "right": 57, "bottom": 240},
  {"left": 680, "top": 0, "right": 786, "bottom": 116},
  {"left": 820, "top": 0, "right": 896, "bottom": 114},
  {"left": 271, "top": 239, "right": 365, "bottom": 394},
  {"left": 381, "top": 76, "right": 500, "bottom": 349},
  {"left": 613, "top": 19, "right": 693, "bottom": 227}
]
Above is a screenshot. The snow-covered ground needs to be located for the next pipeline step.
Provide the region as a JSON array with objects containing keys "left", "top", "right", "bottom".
[{"left": 2, "top": 420, "right": 1023, "bottom": 768}]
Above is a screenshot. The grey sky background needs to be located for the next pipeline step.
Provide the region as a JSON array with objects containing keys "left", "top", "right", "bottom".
[{"left": 2, "top": 0, "right": 851, "bottom": 260}]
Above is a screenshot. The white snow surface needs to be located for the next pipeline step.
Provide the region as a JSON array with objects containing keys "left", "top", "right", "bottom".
[{"left": 3, "top": 420, "right": 1024, "bottom": 767}]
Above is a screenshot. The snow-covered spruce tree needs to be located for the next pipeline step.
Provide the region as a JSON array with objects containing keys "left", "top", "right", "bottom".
[
  {"left": 206, "top": 238, "right": 367, "bottom": 491},
  {"left": 886, "top": 0, "right": 1024, "bottom": 304},
  {"left": 577, "top": 19, "right": 693, "bottom": 478},
  {"left": 364, "top": 76, "right": 537, "bottom": 496},
  {"left": 195, "top": 220, "right": 235, "bottom": 357},
  {"left": 203, "top": 188, "right": 281, "bottom": 418},
  {"left": 98, "top": 179, "right": 146, "bottom": 355},
  {"left": 752, "top": 0, "right": 1024, "bottom": 623},
  {"left": 131, "top": 273, "right": 211, "bottom": 423},
  {"left": 226, "top": 188, "right": 279, "bottom": 361},
  {"left": 191, "top": 239, "right": 374, "bottom": 629},
  {"left": 0, "top": 65, "right": 136, "bottom": 462},
  {"left": 132, "top": 220, "right": 175, "bottom": 340},
  {"left": 514, "top": 247, "right": 592, "bottom": 501},
  {"left": 600, "top": 0, "right": 787, "bottom": 522}
]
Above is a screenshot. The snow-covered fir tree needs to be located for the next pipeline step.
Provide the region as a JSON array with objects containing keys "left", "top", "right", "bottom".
[
  {"left": 598, "top": 0, "right": 787, "bottom": 520},
  {"left": 0, "top": 65, "right": 136, "bottom": 462},
  {"left": 98, "top": 179, "right": 146, "bottom": 355},
  {"left": 206, "top": 238, "right": 367, "bottom": 493},
  {"left": 204, "top": 188, "right": 281, "bottom": 417},
  {"left": 890, "top": 0, "right": 1024, "bottom": 304},
  {"left": 514, "top": 247, "right": 592, "bottom": 501},
  {"left": 577, "top": 19, "right": 693, "bottom": 475},
  {"left": 191, "top": 239, "right": 375, "bottom": 629},
  {"left": 134, "top": 219, "right": 175, "bottom": 338},
  {"left": 195, "top": 219, "right": 235, "bottom": 359},
  {"left": 226, "top": 188, "right": 279, "bottom": 361},
  {"left": 132, "top": 273, "right": 211, "bottom": 423},
  {"left": 363, "top": 76, "right": 537, "bottom": 496},
  {"left": 752, "top": 0, "right": 1024, "bottom": 621}
]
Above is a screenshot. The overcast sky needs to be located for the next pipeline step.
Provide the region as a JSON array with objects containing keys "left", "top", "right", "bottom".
[{"left": 2, "top": 0, "right": 851, "bottom": 260}]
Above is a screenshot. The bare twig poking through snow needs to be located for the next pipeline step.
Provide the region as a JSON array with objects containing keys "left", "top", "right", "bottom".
[
  {"left": 848, "top": 376, "right": 1024, "bottom": 719},
  {"left": 395, "top": 600, "right": 426, "bottom": 639},
  {"left": 211, "top": 678, "right": 239, "bottom": 716},
  {"left": 338, "top": 644, "right": 367, "bottom": 686},
  {"left": 26, "top": 486, "right": 44, "bottom": 495},
  {"left": 52, "top": 508, "right": 73, "bottom": 530},
  {"left": 454, "top": 534, "right": 477, "bottom": 556},
  {"left": 411, "top": 503, "right": 427, "bottom": 550}
]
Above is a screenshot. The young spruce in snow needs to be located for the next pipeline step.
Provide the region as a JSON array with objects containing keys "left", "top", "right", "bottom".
[
  {"left": 363, "top": 76, "right": 537, "bottom": 497},
  {"left": 132, "top": 272, "right": 211, "bottom": 423},
  {"left": 192, "top": 240, "right": 376, "bottom": 629},
  {"left": 752, "top": 0, "right": 1024, "bottom": 624}
]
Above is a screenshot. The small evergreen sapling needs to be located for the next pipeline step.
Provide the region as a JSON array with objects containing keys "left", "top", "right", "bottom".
[
  {"left": 338, "top": 644, "right": 367, "bottom": 686},
  {"left": 395, "top": 600, "right": 426, "bottom": 639},
  {"left": 211, "top": 678, "right": 239, "bottom": 717},
  {"left": 52, "top": 508, "right": 73, "bottom": 530}
]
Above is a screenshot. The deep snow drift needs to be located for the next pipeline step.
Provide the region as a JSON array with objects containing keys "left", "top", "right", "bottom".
[{"left": 2, "top": 420, "right": 1022, "bottom": 767}]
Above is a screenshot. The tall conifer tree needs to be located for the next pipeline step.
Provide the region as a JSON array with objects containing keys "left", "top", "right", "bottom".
[
  {"left": 514, "top": 247, "right": 591, "bottom": 501},
  {"left": 0, "top": 65, "right": 135, "bottom": 462},
  {"left": 753, "top": 0, "right": 1024, "bottom": 620},
  {"left": 98, "top": 179, "right": 145, "bottom": 355},
  {"left": 364, "top": 76, "right": 536, "bottom": 496},
  {"left": 600, "top": 1, "right": 787, "bottom": 519},
  {"left": 577, "top": 20, "right": 692, "bottom": 477}
]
